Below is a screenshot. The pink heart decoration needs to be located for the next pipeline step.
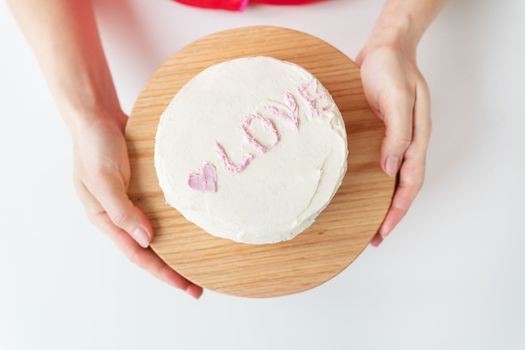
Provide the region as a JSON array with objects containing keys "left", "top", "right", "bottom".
[{"left": 187, "top": 162, "right": 217, "bottom": 192}]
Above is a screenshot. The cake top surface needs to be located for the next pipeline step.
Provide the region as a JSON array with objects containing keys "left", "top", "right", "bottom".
[{"left": 155, "top": 56, "right": 347, "bottom": 244}]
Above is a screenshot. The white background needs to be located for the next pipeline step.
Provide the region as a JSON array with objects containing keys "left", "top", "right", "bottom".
[{"left": 1, "top": 0, "right": 524, "bottom": 349}]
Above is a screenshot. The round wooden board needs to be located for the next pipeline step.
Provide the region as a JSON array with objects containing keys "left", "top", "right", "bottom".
[{"left": 126, "top": 26, "right": 395, "bottom": 298}]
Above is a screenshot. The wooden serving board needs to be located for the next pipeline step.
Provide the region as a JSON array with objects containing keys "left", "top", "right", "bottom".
[{"left": 126, "top": 26, "right": 395, "bottom": 298}]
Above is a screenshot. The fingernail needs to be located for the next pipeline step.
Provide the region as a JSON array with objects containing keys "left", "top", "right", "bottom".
[
  {"left": 385, "top": 156, "right": 400, "bottom": 177},
  {"left": 186, "top": 284, "right": 202, "bottom": 299},
  {"left": 371, "top": 235, "right": 383, "bottom": 247},
  {"left": 131, "top": 227, "right": 150, "bottom": 248},
  {"left": 379, "top": 221, "right": 391, "bottom": 238}
]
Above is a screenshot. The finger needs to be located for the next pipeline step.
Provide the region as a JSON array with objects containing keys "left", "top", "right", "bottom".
[
  {"left": 86, "top": 172, "right": 152, "bottom": 248},
  {"left": 76, "top": 181, "right": 203, "bottom": 298},
  {"left": 379, "top": 80, "right": 431, "bottom": 238},
  {"left": 380, "top": 88, "right": 415, "bottom": 177},
  {"left": 73, "top": 173, "right": 105, "bottom": 219},
  {"left": 370, "top": 232, "right": 383, "bottom": 247}
]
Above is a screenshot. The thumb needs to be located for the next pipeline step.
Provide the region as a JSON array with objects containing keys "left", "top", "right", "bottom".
[
  {"left": 380, "top": 94, "right": 414, "bottom": 176},
  {"left": 88, "top": 174, "right": 153, "bottom": 248}
]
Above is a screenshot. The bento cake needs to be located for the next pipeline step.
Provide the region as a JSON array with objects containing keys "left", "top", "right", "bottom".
[{"left": 155, "top": 56, "right": 348, "bottom": 244}]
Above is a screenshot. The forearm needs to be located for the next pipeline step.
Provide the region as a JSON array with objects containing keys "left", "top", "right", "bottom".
[
  {"left": 7, "top": 0, "right": 121, "bottom": 133},
  {"left": 364, "top": 0, "right": 447, "bottom": 55}
]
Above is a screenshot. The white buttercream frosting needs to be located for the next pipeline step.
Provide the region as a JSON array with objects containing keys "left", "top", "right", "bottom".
[{"left": 155, "top": 56, "right": 348, "bottom": 244}]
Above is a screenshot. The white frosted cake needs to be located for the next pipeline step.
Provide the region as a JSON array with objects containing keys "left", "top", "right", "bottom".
[{"left": 155, "top": 56, "right": 347, "bottom": 244}]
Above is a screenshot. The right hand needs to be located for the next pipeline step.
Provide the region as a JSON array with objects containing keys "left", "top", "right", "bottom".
[
  {"left": 72, "top": 110, "right": 203, "bottom": 298},
  {"left": 356, "top": 37, "right": 432, "bottom": 247}
]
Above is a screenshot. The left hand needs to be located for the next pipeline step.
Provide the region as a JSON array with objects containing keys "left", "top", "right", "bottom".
[
  {"left": 72, "top": 111, "right": 203, "bottom": 298},
  {"left": 356, "top": 38, "right": 432, "bottom": 247}
]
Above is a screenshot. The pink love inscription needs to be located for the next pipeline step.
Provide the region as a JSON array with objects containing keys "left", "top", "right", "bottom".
[
  {"left": 266, "top": 92, "right": 300, "bottom": 130},
  {"left": 215, "top": 141, "right": 254, "bottom": 174},
  {"left": 241, "top": 113, "right": 281, "bottom": 154},
  {"left": 187, "top": 79, "right": 330, "bottom": 192},
  {"left": 298, "top": 80, "right": 333, "bottom": 117}
]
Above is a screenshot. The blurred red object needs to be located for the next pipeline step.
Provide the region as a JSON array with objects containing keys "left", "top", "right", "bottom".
[{"left": 174, "top": 0, "right": 321, "bottom": 11}]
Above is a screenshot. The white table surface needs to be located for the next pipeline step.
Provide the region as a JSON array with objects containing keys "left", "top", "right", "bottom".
[{"left": 1, "top": 1, "right": 524, "bottom": 349}]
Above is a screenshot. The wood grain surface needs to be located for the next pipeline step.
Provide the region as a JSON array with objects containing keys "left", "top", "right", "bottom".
[{"left": 125, "top": 26, "right": 395, "bottom": 298}]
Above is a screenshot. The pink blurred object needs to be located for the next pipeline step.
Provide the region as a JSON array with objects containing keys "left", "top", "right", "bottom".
[{"left": 174, "top": 0, "right": 321, "bottom": 11}]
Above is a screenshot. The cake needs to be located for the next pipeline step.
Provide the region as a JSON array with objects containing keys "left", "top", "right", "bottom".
[{"left": 155, "top": 56, "right": 348, "bottom": 244}]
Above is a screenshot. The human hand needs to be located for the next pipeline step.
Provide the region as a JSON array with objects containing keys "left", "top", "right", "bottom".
[
  {"left": 72, "top": 111, "right": 203, "bottom": 298},
  {"left": 356, "top": 36, "right": 431, "bottom": 247}
]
